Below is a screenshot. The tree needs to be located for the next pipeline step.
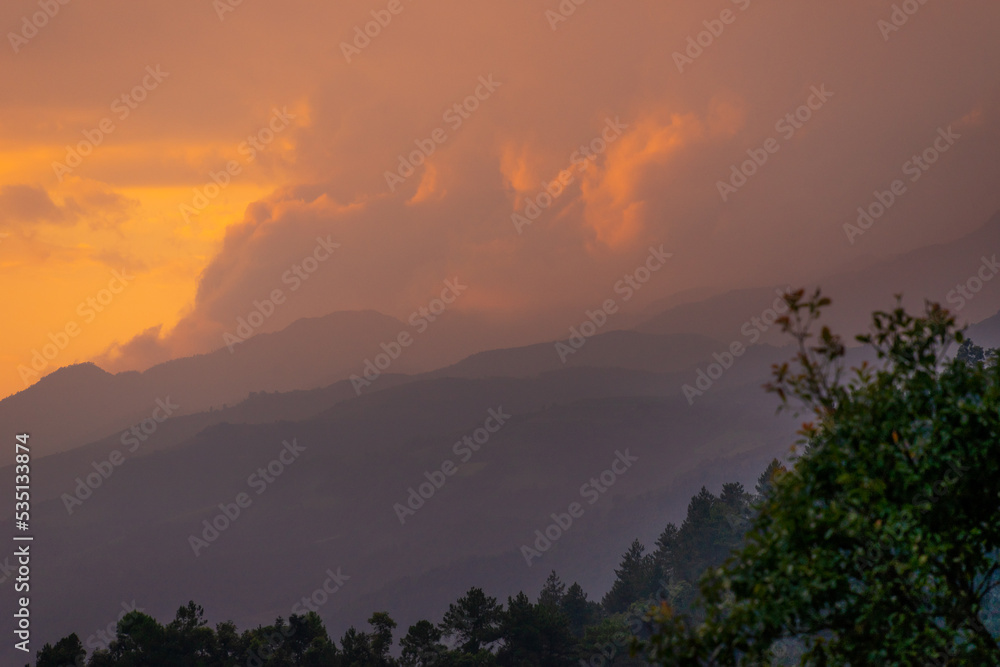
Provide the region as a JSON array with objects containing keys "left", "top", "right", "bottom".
[
  {"left": 440, "top": 587, "right": 502, "bottom": 655},
  {"left": 560, "top": 582, "right": 600, "bottom": 637},
  {"left": 496, "top": 592, "right": 577, "bottom": 666},
  {"left": 639, "top": 291, "right": 1000, "bottom": 665},
  {"left": 653, "top": 523, "right": 678, "bottom": 585},
  {"left": 537, "top": 571, "right": 566, "bottom": 610},
  {"left": 753, "top": 458, "right": 785, "bottom": 501},
  {"left": 165, "top": 601, "right": 215, "bottom": 661},
  {"left": 400, "top": 620, "right": 447, "bottom": 667},
  {"left": 956, "top": 338, "right": 996, "bottom": 367},
  {"left": 104, "top": 610, "right": 169, "bottom": 666},
  {"left": 368, "top": 612, "right": 398, "bottom": 666},
  {"left": 603, "top": 540, "right": 658, "bottom": 613},
  {"left": 35, "top": 633, "right": 85, "bottom": 667},
  {"left": 340, "top": 626, "right": 374, "bottom": 667}
]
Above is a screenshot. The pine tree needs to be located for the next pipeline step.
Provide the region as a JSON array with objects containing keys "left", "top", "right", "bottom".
[
  {"left": 537, "top": 570, "right": 566, "bottom": 609},
  {"left": 560, "top": 583, "right": 599, "bottom": 638},
  {"left": 440, "top": 587, "right": 502, "bottom": 654},
  {"left": 601, "top": 540, "right": 657, "bottom": 614}
]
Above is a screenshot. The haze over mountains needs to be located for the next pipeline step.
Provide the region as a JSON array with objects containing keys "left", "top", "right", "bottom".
[
  {"left": 1, "top": 210, "right": 997, "bottom": 663},
  {"left": 3, "top": 210, "right": 997, "bottom": 459}
]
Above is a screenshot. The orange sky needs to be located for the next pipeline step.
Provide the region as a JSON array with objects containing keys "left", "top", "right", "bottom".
[{"left": 2, "top": 0, "right": 999, "bottom": 399}]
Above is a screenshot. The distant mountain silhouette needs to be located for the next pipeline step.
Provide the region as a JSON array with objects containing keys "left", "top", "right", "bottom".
[
  {"left": 637, "top": 210, "right": 1000, "bottom": 343},
  {"left": 0, "top": 310, "right": 493, "bottom": 457},
  {"left": 0, "top": 343, "right": 797, "bottom": 663}
]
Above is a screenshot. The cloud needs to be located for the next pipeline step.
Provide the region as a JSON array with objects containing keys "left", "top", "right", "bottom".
[
  {"left": 0, "top": 185, "right": 67, "bottom": 226},
  {"left": 0, "top": 0, "right": 998, "bottom": 383}
]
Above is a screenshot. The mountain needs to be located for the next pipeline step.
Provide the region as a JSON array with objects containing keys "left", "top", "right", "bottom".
[
  {"left": 6, "top": 210, "right": 998, "bottom": 461},
  {"left": 0, "top": 341, "right": 798, "bottom": 663},
  {"left": 0, "top": 310, "right": 508, "bottom": 458},
  {"left": 967, "top": 309, "right": 1000, "bottom": 349},
  {"left": 637, "top": 210, "right": 1000, "bottom": 344}
]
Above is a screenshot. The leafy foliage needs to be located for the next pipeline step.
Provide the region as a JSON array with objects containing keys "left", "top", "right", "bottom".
[{"left": 638, "top": 291, "right": 1000, "bottom": 665}]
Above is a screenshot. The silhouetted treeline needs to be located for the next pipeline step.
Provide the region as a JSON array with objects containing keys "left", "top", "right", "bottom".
[{"left": 34, "top": 465, "right": 781, "bottom": 667}]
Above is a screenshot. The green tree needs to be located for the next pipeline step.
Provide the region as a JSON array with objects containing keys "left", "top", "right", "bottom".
[
  {"left": 640, "top": 291, "right": 1000, "bottom": 665},
  {"left": 560, "top": 582, "right": 600, "bottom": 637},
  {"left": 496, "top": 592, "right": 576, "bottom": 666},
  {"left": 368, "top": 612, "right": 398, "bottom": 666},
  {"left": 753, "top": 458, "right": 785, "bottom": 501},
  {"left": 956, "top": 338, "right": 996, "bottom": 367},
  {"left": 602, "top": 540, "right": 657, "bottom": 614},
  {"left": 35, "top": 633, "right": 85, "bottom": 667},
  {"left": 400, "top": 620, "right": 447, "bottom": 666},
  {"left": 537, "top": 571, "right": 566, "bottom": 610},
  {"left": 103, "top": 610, "right": 170, "bottom": 666},
  {"left": 340, "top": 626, "right": 373, "bottom": 667},
  {"left": 440, "top": 587, "right": 502, "bottom": 655}
]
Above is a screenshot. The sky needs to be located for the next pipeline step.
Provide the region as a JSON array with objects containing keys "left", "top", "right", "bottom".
[{"left": 2, "top": 0, "right": 999, "bottom": 400}]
